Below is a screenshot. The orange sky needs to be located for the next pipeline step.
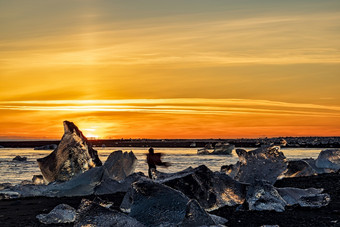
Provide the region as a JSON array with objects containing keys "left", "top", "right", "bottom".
[{"left": 1, "top": 1, "right": 340, "bottom": 140}]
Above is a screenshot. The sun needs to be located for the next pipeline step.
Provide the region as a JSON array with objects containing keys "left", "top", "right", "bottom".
[{"left": 83, "top": 128, "right": 99, "bottom": 139}]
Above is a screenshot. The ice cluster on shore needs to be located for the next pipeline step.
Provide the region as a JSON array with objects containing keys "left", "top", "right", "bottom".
[{"left": 0, "top": 121, "right": 338, "bottom": 226}]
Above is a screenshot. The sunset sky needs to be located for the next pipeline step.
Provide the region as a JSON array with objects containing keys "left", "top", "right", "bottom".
[{"left": 1, "top": 0, "right": 340, "bottom": 140}]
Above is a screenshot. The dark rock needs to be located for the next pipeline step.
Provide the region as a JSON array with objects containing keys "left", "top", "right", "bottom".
[{"left": 37, "top": 121, "right": 102, "bottom": 183}]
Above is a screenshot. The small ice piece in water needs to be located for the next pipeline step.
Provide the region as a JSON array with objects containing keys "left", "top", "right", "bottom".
[
  {"left": 36, "top": 204, "right": 76, "bottom": 224},
  {"left": 232, "top": 146, "right": 287, "bottom": 184},
  {"left": 34, "top": 144, "right": 57, "bottom": 150},
  {"left": 246, "top": 180, "right": 286, "bottom": 212},
  {"left": 315, "top": 149, "right": 340, "bottom": 171},
  {"left": 102, "top": 150, "right": 138, "bottom": 181},
  {"left": 74, "top": 199, "right": 144, "bottom": 227},
  {"left": 12, "top": 156, "right": 27, "bottom": 161},
  {"left": 211, "top": 142, "right": 234, "bottom": 155}
]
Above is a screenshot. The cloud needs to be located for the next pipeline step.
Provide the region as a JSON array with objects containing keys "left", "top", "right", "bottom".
[{"left": 1, "top": 99, "right": 339, "bottom": 117}]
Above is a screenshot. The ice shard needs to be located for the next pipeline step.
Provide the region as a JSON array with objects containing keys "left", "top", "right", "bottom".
[
  {"left": 246, "top": 180, "right": 287, "bottom": 212},
  {"left": 282, "top": 160, "right": 316, "bottom": 178},
  {"left": 36, "top": 204, "right": 76, "bottom": 224},
  {"left": 44, "top": 166, "right": 104, "bottom": 197},
  {"left": 231, "top": 146, "right": 287, "bottom": 184},
  {"left": 37, "top": 121, "right": 102, "bottom": 183},
  {"left": 211, "top": 142, "right": 234, "bottom": 155},
  {"left": 159, "top": 165, "right": 247, "bottom": 211},
  {"left": 102, "top": 150, "right": 138, "bottom": 181},
  {"left": 74, "top": 199, "right": 144, "bottom": 227},
  {"left": 277, "top": 187, "right": 330, "bottom": 208},
  {"left": 95, "top": 172, "right": 147, "bottom": 195},
  {"left": 128, "top": 180, "right": 218, "bottom": 226},
  {"left": 315, "top": 149, "right": 340, "bottom": 171}
]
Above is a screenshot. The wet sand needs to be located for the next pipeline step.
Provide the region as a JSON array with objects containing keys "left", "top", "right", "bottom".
[{"left": 0, "top": 173, "right": 339, "bottom": 226}]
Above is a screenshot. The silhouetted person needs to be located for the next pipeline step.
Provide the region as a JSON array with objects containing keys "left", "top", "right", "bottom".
[{"left": 146, "top": 147, "right": 170, "bottom": 178}]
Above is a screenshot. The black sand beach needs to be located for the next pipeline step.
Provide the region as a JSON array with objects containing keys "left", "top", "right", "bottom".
[{"left": 1, "top": 172, "right": 339, "bottom": 227}]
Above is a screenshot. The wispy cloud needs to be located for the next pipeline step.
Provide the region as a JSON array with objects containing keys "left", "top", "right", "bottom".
[{"left": 1, "top": 99, "right": 339, "bottom": 118}]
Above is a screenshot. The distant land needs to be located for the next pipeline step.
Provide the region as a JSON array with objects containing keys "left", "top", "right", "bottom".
[{"left": 0, "top": 137, "right": 340, "bottom": 148}]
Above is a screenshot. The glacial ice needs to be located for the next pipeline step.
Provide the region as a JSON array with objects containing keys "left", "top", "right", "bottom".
[
  {"left": 230, "top": 146, "right": 287, "bottom": 184},
  {"left": 44, "top": 166, "right": 104, "bottom": 197},
  {"left": 102, "top": 150, "right": 137, "bottom": 181},
  {"left": 155, "top": 165, "right": 247, "bottom": 211},
  {"left": 32, "top": 175, "right": 45, "bottom": 185},
  {"left": 37, "top": 121, "right": 102, "bottom": 183},
  {"left": 74, "top": 199, "right": 144, "bottom": 227},
  {"left": 1, "top": 150, "right": 139, "bottom": 198},
  {"left": 36, "top": 204, "right": 76, "bottom": 224},
  {"left": 95, "top": 172, "right": 147, "bottom": 195},
  {"left": 34, "top": 144, "right": 57, "bottom": 150},
  {"left": 277, "top": 187, "right": 330, "bottom": 207},
  {"left": 12, "top": 156, "right": 27, "bottom": 161},
  {"left": 246, "top": 180, "right": 287, "bottom": 212},
  {"left": 282, "top": 160, "right": 316, "bottom": 178},
  {"left": 315, "top": 149, "right": 340, "bottom": 171},
  {"left": 211, "top": 142, "right": 234, "bottom": 155},
  {"left": 128, "top": 180, "right": 223, "bottom": 226}
]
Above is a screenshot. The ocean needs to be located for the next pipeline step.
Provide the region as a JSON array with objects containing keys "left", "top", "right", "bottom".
[{"left": 0, "top": 147, "right": 324, "bottom": 185}]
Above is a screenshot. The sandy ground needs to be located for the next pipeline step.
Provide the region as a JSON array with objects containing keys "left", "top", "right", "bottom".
[{"left": 0, "top": 173, "right": 339, "bottom": 227}]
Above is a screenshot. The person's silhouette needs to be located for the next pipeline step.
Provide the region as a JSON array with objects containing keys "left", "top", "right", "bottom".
[{"left": 146, "top": 147, "right": 170, "bottom": 178}]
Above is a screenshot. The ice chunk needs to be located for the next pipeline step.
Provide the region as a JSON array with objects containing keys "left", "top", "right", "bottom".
[
  {"left": 277, "top": 187, "right": 330, "bottom": 207},
  {"left": 102, "top": 150, "right": 138, "bottom": 181},
  {"left": 32, "top": 175, "right": 45, "bottom": 185},
  {"left": 128, "top": 180, "right": 217, "bottom": 226},
  {"left": 151, "top": 167, "right": 194, "bottom": 181},
  {"left": 44, "top": 166, "right": 104, "bottom": 197},
  {"left": 302, "top": 158, "right": 330, "bottom": 174},
  {"left": 34, "top": 144, "right": 57, "bottom": 150},
  {"left": 12, "top": 156, "right": 27, "bottom": 161},
  {"left": 95, "top": 172, "right": 146, "bottom": 195},
  {"left": 36, "top": 204, "right": 76, "bottom": 224},
  {"left": 232, "top": 146, "right": 287, "bottom": 184},
  {"left": 74, "top": 199, "right": 144, "bottom": 227},
  {"left": 246, "top": 180, "right": 286, "bottom": 212},
  {"left": 37, "top": 120, "right": 102, "bottom": 183},
  {"left": 156, "top": 165, "right": 247, "bottom": 211},
  {"left": 281, "top": 160, "right": 316, "bottom": 178},
  {"left": 179, "top": 199, "right": 215, "bottom": 226},
  {"left": 212, "top": 142, "right": 234, "bottom": 155},
  {"left": 315, "top": 149, "right": 340, "bottom": 171}
]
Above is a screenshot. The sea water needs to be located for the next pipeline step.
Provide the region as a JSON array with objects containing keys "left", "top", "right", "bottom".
[{"left": 0, "top": 147, "right": 323, "bottom": 185}]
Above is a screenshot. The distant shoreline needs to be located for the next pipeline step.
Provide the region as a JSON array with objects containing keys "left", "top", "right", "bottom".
[{"left": 0, "top": 137, "right": 339, "bottom": 148}]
